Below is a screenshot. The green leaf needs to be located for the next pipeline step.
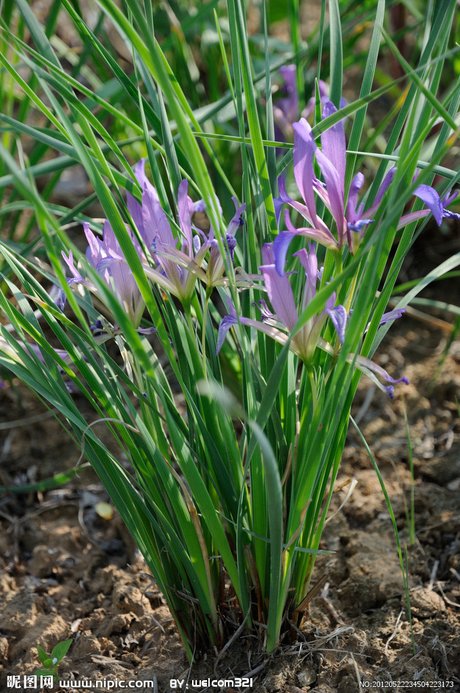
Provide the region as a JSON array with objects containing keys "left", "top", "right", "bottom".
[
  {"left": 34, "top": 668, "right": 56, "bottom": 678},
  {"left": 36, "top": 645, "right": 50, "bottom": 666},
  {"left": 328, "top": 0, "right": 343, "bottom": 108},
  {"left": 50, "top": 638, "right": 73, "bottom": 662}
]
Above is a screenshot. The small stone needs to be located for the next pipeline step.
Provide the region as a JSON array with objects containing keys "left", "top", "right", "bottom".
[
  {"left": 0, "top": 636, "right": 9, "bottom": 661},
  {"left": 447, "top": 477, "right": 460, "bottom": 491},
  {"left": 297, "top": 667, "right": 317, "bottom": 687}
]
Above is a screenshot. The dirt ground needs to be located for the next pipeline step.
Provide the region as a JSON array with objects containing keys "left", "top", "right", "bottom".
[{"left": 1, "top": 223, "right": 459, "bottom": 692}]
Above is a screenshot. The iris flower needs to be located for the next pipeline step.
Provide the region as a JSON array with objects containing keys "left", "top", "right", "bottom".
[
  {"left": 128, "top": 160, "right": 245, "bottom": 301},
  {"left": 274, "top": 67, "right": 328, "bottom": 145},
  {"left": 217, "top": 241, "right": 346, "bottom": 361},
  {"left": 63, "top": 160, "right": 245, "bottom": 320},
  {"left": 412, "top": 185, "right": 460, "bottom": 227},
  {"left": 218, "top": 235, "right": 408, "bottom": 396},
  {"left": 63, "top": 220, "right": 145, "bottom": 327},
  {"left": 274, "top": 66, "right": 299, "bottom": 145},
  {"left": 280, "top": 100, "right": 459, "bottom": 253},
  {"left": 278, "top": 101, "right": 397, "bottom": 252}
]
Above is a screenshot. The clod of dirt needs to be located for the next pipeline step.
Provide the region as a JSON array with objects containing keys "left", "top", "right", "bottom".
[
  {"left": 337, "top": 532, "right": 403, "bottom": 616},
  {"left": 410, "top": 588, "right": 446, "bottom": 619},
  {"left": 296, "top": 666, "right": 316, "bottom": 687}
]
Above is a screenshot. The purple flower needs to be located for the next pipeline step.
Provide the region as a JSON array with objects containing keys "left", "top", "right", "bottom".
[
  {"left": 129, "top": 160, "right": 245, "bottom": 300},
  {"left": 274, "top": 66, "right": 299, "bottom": 143},
  {"left": 49, "top": 285, "right": 66, "bottom": 312},
  {"left": 353, "top": 355, "right": 409, "bottom": 398},
  {"left": 279, "top": 96, "right": 457, "bottom": 252},
  {"left": 217, "top": 231, "right": 409, "bottom": 396},
  {"left": 278, "top": 102, "right": 397, "bottom": 251},
  {"left": 394, "top": 181, "right": 460, "bottom": 231},
  {"left": 326, "top": 305, "right": 347, "bottom": 344},
  {"left": 413, "top": 185, "right": 460, "bottom": 227},
  {"left": 379, "top": 308, "right": 406, "bottom": 325},
  {"left": 217, "top": 240, "right": 345, "bottom": 361},
  {"left": 274, "top": 69, "right": 329, "bottom": 147},
  {"left": 127, "top": 162, "right": 198, "bottom": 301},
  {"left": 206, "top": 196, "right": 246, "bottom": 284},
  {"left": 63, "top": 160, "right": 245, "bottom": 316},
  {"left": 63, "top": 221, "right": 145, "bottom": 326}
]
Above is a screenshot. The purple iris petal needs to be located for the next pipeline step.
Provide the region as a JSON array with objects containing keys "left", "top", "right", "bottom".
[
  {"left": 379, "top": 308, "right": 405, "bottom": 325},
  {"left": 62, "top": 251, "right": 84, "bottom": 283},
  {"left": 414, "top": 184, "right": 444, "bottom": 227},
  {"left": 79, "top": 219, "right": 144, "bottom": 324},
  {"left": 443, "top": 209, "right": 460, "bottom": 221},
  {"left": 274, "top": 195, "right": 285, "bottom": 226},
  {"left": 102, "top": 220, "right": 126, "bottom": 257},
  {"left": 346, "top": 172, "right": 364, "bottom": 223},
  {"left": 414, "top": 184, "right": 460, "bottom": 225},
  {"left": 140, "top": 178, "right": 175, "bottom": 251},
  {"left": 273, "top": 230, "right": 296, "bottom": 276},
  {"left": 325, "top": 291, "right": 336, "bottom": 313},
  {"left": 315, "top": 148, "right": 345, "bottom": 241},
  {"left": 439, "top": 189, "right": 459, "bottom": 222},
  {"left": 256, "top": 299, "right": 275, "bottom": 321},
  {"left": 321, "top": 99, "right": 346, "bottom": 200},
  {"left": 278, "top": 174, "right": 317, "bottom": 228},
  {"left": 292, "top": 119, "right": 319, "bottom": 227},
  {"left": 226, "top": 233, "right": 237, "bottom": 260},
  {"left": 178, "top": 180, "right": 194, "bottom": 256},
  {"left": 284, "top": 211, "right": 337, "bottom": 248},
  {"left": 206, "top": 196, "right": 244, "bottom": 279},
  {"left": 326, "top": 305, "right": 348, "bottom": 344},
  {"left": 261, "top": 243, "right": 275, "bottom": 265},
  {"left": 194, "top": 199, "right": 206, "bottom": 213},
  {"left": 366, "top": 167, "right": 396, "bottom": 217},
  {"left": 216, "top": 314, "right": 238, "bottom": 354},
  {"left": 277, "top": 65, "right": 299, "bottom": 125},
  {"left": 132, "top": 158, "right": 150, "bottom": 190},
  {"left": 109, "top": 258, "right": 138, "bottom": 305},
  {"left": 348, "top": 219, "right": 373, "bottom": 233},
  {"left": 293, "top": 246, "right": 318, "bottom": 302},
  {"left": 227, "top": 197, "right": 246, "bottom": 237},
  {"left": 392, "top": 375, "right": 409, "bottom": 384},
  {"left": 83, "top": 223, "right": 104, "bottom": 266},
  {"left": 137, "top": 326, "right": 157, "bottom": 335},
  {"left": 260, "top": 263, "right": 298, "bottom": 330},
  {"left": 127, "top": 190, "right": 144, "bottom": 238},
  {"left": 55, "top": 290, "right": 66, "bottom": 311},
  {"left": 49, "top": 285, "right": 66, "bottom": 311},
  {"left": 359, "top": 356, "right": 409, "bottom": 387},
  {"left": 277, "top": 174, "right": 291, "bottom": 202}
]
